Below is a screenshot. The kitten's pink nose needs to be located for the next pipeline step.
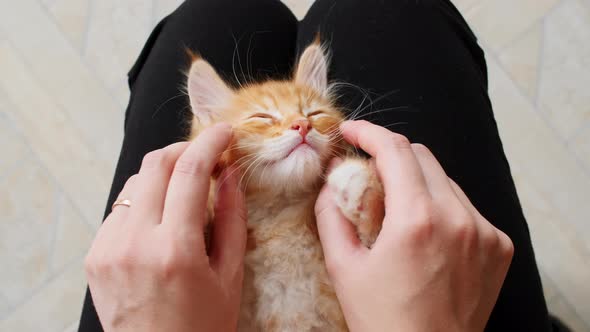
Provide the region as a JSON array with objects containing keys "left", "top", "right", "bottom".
[{"left": 291, "top": 119, "right": 311, "bottom": 137}]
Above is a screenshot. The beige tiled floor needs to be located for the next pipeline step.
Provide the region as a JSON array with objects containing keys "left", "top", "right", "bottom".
[{"left": 0, "top": 0, "right": 588, "bottom": 331}]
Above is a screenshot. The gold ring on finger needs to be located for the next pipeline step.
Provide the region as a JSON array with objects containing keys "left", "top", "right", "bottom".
[{"left": 112, "top": 199, "right": 132, "bottom": 210}]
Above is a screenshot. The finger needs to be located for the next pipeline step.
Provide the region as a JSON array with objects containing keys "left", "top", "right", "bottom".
[
  {"left": 450, "top": 179, "right": 514, "bottom": 258},
  {"left": 411, "top": 144, "right": 458, "bottom": 203},
  {"left": 340, "top": 120, "right": 429, "bottom": 211},
  {"left": 449, "top": 179, "right": 514, "bottom": 273},
  {"left": 162, "top": 123, "right": 233, "bottom": 231},
  {"left": 449, "top": 179, "right": 498, "bottom": 243},
  {"left": 210, "top": 167, "right": 247, "bottom": 278},
  {"left": 449, "top": 179, "right": 485, "bottom": 221},
  {"left": 130, "top": 142, "right": 190, "bottom": 224},
  {"left": 315, "top": 184, "right": 367, "bottom": 267},
  {"left": 107, "top": 174, "right": 138, "bottom": 222},
  {"left": 95, "top": 175, "right": 139, "bottom": 250}
]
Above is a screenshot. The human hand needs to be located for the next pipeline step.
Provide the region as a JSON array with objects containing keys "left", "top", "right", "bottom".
[
  {"left": 85, "top": 123, "right": 247, "bottom": 332},
  {"left": 315, "top": 120, "right": 514, "bottom": 332}
]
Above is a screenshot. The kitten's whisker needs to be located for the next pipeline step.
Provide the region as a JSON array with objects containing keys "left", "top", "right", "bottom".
[
  {"left": 152, "top": 93, "right": 186, "bottom": 118},
  {"left": 223, "top": 143, "right": 260, "bottom": 153},
  {"left": 325, "top": 127, "right": 344, "bottom": 136},
  {"left": 382, "top": 121, "right": 409, "bottom": 129},
  {"left": 339, "top": 88, "right": 402, "bottom": 123},
  {"left": 352, "top": 106, "right": 413, "bottom": 121},
  {"left": 345, "top": 93, "right": 370, "bottom": 122},
  {"left": 239, "top": 155, "right": 264, "bottom": 189},
  {"left": 234, "top": 154, "right": 259, "bottom": 167},
  {"left": 212, "top": 153, "right": 258, "bottom": 196},
  {"left": 242, "top": 157, "right": 265, "bottom": 190},
  {"left": 321, "top": 117, "right": 349, "bottom": 137},
  {"left": 258, "top": 160, "right": 272, "bottom": 187},
  {"left": 236, "top": 35, "right": 249, "bottom": 86},
  {"left": 231, "top": 33, "right": 247, "bottom": 89},
  {"left": 328, "top": 81, "right": 369, "bottom": 105},
  {"left": 324, "top": 116, "right": 347, "bottom": 130}
]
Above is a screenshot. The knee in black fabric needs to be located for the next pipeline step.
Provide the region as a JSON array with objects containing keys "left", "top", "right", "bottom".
[
  {"left": 179, "top": 0, "right": 295, "bottom": 19},
  {"left": 128, "top": 17, "right": 169, "bottom": 89}
]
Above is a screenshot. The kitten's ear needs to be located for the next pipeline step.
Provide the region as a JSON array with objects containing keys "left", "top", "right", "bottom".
[
  {"left": 295, "top": 38, "right": 329, "bottom": 95},
  {"left": 187, "top": 55, "right": 233, "bottom": 126}
]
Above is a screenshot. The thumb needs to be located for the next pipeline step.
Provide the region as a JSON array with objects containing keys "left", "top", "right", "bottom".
[
  {"left": 210, "top": 167, "right": 247, "bottom": 279},
  {"left": 315, "top": 183, "right": 365, "bottom": 268}
]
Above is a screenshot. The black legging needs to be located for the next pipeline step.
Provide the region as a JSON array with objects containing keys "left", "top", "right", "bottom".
[{"left": 78, "top": 0, "right": 552, "bottom": 331}]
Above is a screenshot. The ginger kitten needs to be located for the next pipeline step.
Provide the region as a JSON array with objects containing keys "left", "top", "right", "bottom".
[{"left": 187, "top": 41, "right": 385, "bottom": 331}]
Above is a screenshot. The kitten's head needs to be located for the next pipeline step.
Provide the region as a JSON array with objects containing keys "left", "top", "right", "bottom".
[{"left": 186, "top": 42, "right": 347, "bottom": 192}]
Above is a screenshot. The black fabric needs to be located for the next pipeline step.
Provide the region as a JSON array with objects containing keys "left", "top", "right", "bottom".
[{"left": 78, "top": 0, "right": 552, "bottom": 331}]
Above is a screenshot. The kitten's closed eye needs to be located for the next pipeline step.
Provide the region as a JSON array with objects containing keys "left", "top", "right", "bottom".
[
  {"left": 307, "top": 110, "right": 324, "bottom": 117},
  {"left": 249, "top": 113, "right": 275, "bottom": 120}
]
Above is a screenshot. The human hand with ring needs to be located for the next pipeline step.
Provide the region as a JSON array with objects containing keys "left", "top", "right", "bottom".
[{"left": 84, "top": 123, "right": 247, "bottom": 332}]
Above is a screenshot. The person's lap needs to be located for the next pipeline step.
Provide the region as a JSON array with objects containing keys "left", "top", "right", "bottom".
[
  {"left": 79, "top": 1, "right": 298, "bottom": 331},
  {"left": 298, "top": 0, "right": 550, "bottom": 330},
  {"left": 78, "top": 0, "right": 551, "bottom": 331}
]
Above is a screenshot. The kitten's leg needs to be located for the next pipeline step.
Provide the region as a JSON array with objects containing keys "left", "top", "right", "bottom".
[{"left": 327, "top": 159, "right": 385, "bottom": 247}]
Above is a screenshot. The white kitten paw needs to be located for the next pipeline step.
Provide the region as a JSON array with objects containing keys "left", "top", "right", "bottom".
[
  {"left": 327, "top": 160, "right": 371, "bottom": 226},
  {"left": 327, "top": 159, "right": 384, "bottom": 247}
]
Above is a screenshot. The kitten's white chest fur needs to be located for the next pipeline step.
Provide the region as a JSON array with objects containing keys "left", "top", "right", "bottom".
[
  {"left": 237, "top": 197, "right": 345, "bottom": 332},
  {"left": 235, "top": 159, "right": 383, "bottom": 332}
]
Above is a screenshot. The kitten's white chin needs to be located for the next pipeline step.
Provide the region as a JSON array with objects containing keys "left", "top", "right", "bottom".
[{"left": 257, "top": 146, "right": 323, "bottom": 190}]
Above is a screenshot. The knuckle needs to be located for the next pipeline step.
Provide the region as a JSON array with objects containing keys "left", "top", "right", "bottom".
[
  {"left": 504, "top": 241, "right": 515, "bottom": 261},
  {"left": 482, "top": 228, "right": 501, "bottom": 251},
  {"left": 156, "top": 244, "right": 192, "bottom": 278},
  {"left": 112, "top": 244, "right": 137, "bottom": 271},
  {"left": 453, "top": 218, "right": 479, "bottom": 247},
  {"left": 411, "top": 143, "right": 431, "bottom": 155},
  {"left": 388, "top": 133, "right": 411, "bottom": 150},
  {"left": 141, "top": 149, "right": 165, "bottom": 169},
  {"left": 498, "top": 231, "right": 515, "bottom": 260},
  {"left": 124, "top": 174, "right": 138, "bottom": 188},
  {"left": 156, "top": 256, "right": 186, "bottom": 280},
  {"left": 118, "top": 175, "right": 139, "bottom": 197},
  {"left": 91, "top": 255, "right": 112, "bottom": 275},
  {"left": 155, "top": 258, "right": 177, "bottom": 279},
  {"left": 141, "top": 149, "right": 175, "bottom": 170},
  {"left": 173, "top": 157, "right": 208, "bottom": 177},
  {"left": 167, "top": 141, "right": 190, "bottom": 151},
  {"left": 408, "top": 217, "right": 434, "bottom": 241},
  {"left": 405, "top": 198, "right": 436, "bottom": 240},
  {"left": 83, "top": 254, "right": 97, "bottom": 275},
  {"left": 452, "top": 209, "right": 477, "bottom": 237},
  {"left": 112, "top": 253, "right": 134, "bottom": 271}
]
